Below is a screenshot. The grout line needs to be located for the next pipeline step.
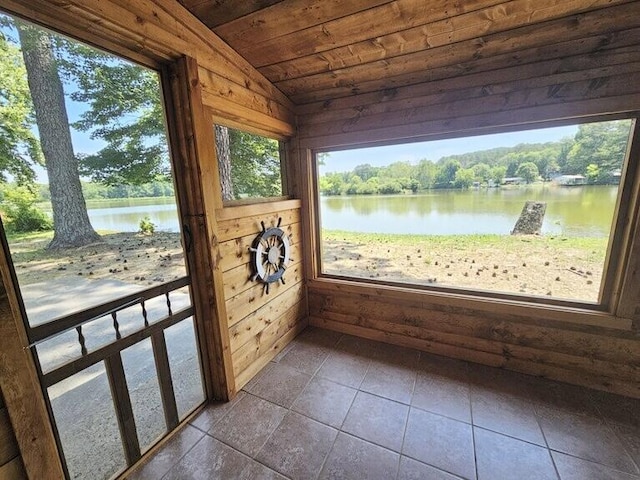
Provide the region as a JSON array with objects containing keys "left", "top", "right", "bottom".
[
  {"left": 468, "top": 380, "right": 479, "bottom": 480},
  {"left": 532, "top": 399, "right": 568, "bottom": 480},
  {"left": 158, "top": 431, "right": 207, "bottom": 480},
  {"left": 547, "top": 448, "right": 640, "bottom": 478}
]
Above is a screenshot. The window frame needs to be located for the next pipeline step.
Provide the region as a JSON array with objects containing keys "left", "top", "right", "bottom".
[
  {"left": 210, "top": 119, "right": 292, "bottom": 208},
  {"left": 309, "top": 115, "right": 640, "bottom": 314}
]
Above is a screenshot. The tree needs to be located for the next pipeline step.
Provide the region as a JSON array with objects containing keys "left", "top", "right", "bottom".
[
  {"left": 490, "top": 166, "right": 507, "bottom": 185},
  {"left": 0, "top": 34, "right": 41, "bottom": 184},
  {"left": 225, "top": 128, "right": 281, "bottom": 199},
  {"left": 319, "top": 172, "right": 344, "bottom": 195},
  {"left": 415, "top": 159, "right": 436, "bottom": 189},
  {"left": 453, "top": 168, "right": 475, "bottom": 188},
  {"left": 472, "top": 163, "right": 491, "bottom": 183},
  {"left": 17, "top": 24, "right": 100, "bottom": 248},
  {"left": 435, "top": 159, "right": 460, "bottom": 187},
  {"left": 62, "top": 43, "right": 170, "bottom": 186},
  {"left": 353, "top": 164, "right": 378, "bottom": 181},
  {"left": 565, "top": 121, "right": 631, "bottom": 176},
  {"left": 586, "top": 163, "right": 600, "bottom": 184},
  {"left": 215, "top": 125, "right": 233, "bottom": 200},
  {"left": 516, "top": 162, "right": 539, "bottom": 184}
]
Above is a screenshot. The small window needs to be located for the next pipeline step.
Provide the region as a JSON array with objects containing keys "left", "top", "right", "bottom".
[
  {"left": 316, "top": 120, "right": 633, "bottom": 304},
  {"left": 213, "top": 125, "right": 283, "bottom": 202}
]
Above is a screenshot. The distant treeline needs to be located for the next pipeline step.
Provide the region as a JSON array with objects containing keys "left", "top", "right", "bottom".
[
  {"left": 32, "top": 179, "right": 175, "bottom": 201},
  {"left": 320, "top": 120, "right": 631, "bottom": 195}
]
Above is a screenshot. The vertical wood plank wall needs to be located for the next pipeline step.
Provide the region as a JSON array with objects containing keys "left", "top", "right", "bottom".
[
  {"left": 0, "top": 369, "right": 26, "bottom": 480},
  {"left": 216, "top": 201, "right": 308, "bottom": 390}
]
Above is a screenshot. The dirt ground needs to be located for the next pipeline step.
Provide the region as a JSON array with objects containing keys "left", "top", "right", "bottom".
[
  {"left": 322, "top": 235, "right": 604, "bottom": 302},
  {"left": 8, "top": 231, "right": 604, "bottom": 303},
  {"left": 9, "top": 232, "right": 187, "bottom": 287}
]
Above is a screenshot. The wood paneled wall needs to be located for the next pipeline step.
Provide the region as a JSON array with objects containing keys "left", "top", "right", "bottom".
[
  {"left": 295, "top": 3, "right": 640, "bottom": 149},
  {"left": 0, "top": 385, "right": 26, "bottom": 480},
  {"left": 217, "top": 201, "right": 308, "bottom": 390},
  {"left": 309, "top": 281, "right": 640, "bottom": 398}
]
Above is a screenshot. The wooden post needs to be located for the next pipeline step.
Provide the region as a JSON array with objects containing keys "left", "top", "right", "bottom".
[
  {"left": 0, "top": 224, "right": 65, "bottom": 479},
  {"left": 162, "top": 57, "right": 236, "bottom": 401},
  {"left": 104, "top": 353, "right": 141, "bottom": 466},
  {"left": 151, "top": 332, "right": 179, "bottom": 430}
]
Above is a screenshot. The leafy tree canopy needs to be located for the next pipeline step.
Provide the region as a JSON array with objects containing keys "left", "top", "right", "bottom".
[
  {"left": 227, "top": 128, "right": 282, "bottom": 199},
  {"left": 57, "top": 42, "right": 170, "bottom": 185},
  {"left": 0, "top": 32, "right": 41, "bottom": 184},
  {"left": 319, "top": 120, "right": 632, "bottom": 195}
]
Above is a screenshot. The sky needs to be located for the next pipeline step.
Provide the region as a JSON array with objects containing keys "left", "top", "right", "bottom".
[{"left": 320, "top": 125, "right": 578, "bottom": 174}]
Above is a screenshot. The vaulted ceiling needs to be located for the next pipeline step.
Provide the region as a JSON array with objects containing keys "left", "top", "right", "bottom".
[{"left": 178, "top": 0, "right": 640, "bottom": 107}]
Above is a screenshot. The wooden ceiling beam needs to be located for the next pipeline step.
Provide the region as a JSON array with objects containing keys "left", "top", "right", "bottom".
[
  {"left": 299, "top": 94, "right": 639, "bottom": 149},
  {"left": 298, "top": 46, "right": 640, "bottom": 127},
  {"left": 289, "top": 29, "right": 640, "bottom": 105},
  {"left": 182, "top": 0, "right": 285, "bottom": 29},
  {"left": 299, "top": 70, "right": 640, "bottom": 138},
  {"left": 260, "top": 0, "right": 633, "bottom": 81},
  {"left": 237, "top": 0, "right": 508, "bottom": 67},
  {"left": 278, "top": 4, "right": 640, "bottom": 103},
  {"left": 212, "top": 0, "right": 394, "bottom": 50},
  {"left": 298, "top": 64, "right": 640, "bottom": 139}
]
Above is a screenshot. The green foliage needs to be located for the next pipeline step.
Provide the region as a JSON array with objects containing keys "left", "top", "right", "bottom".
[
  {"left": 434, "top": 159, "right": 460, "bottom": 187},
  {"left": 227, "top": 128, "right": 282, "bottom": 199},
  {"left": 0, "top": 32, "right": 41, "bottom": 184},
  {"left": 319, "top": 172, "right": 346, "bottom": 195},
  {"left": 472, "top": 163, "right": 491, "bottom": 182},
  {"left": 565, "top": 121, "right": 630, "bottom": 177},
  {"left": 358, "top": 178, "right": 379, "bottom": 195},
  {"left": 81, "top": 179, "right": 174, "bottom": 199},
  {"left": 1, "top": 185, "right": 52, "bottom": 232},
  {"left": 586, "top": 163, "right": 600, "bottom": 184},
  {"left": 516, "top": 162, "right": 540, "bottom": 184},
  {"left": 59, "top": 42, "right": 170, "bottom": 185},
  {"left": 379, "top": 179, "right": 403, "bottom": 194},
  {"left": 490, "top": 166, "right": 507, "bottom": 184},
  {"left": 318, "top": 119, "right": 631, "bottom": 195},
  {"left": 138, "top": 216, "right": 155, "bottom": 235},
  {"left": 353, "top": 163, "right": 378, "bottom": 181},
  {"left": 453, "top": 168, "right": 475, "bottom": 188}
]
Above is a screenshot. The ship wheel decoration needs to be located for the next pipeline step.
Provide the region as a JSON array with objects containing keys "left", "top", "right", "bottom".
[{"left": 249, "top": 217, "right": 291, "bottom": 294}]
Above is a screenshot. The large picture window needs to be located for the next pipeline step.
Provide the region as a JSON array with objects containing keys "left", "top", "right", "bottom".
[{"left": 316, "top": 119, "right": 634, "bottom": 304}]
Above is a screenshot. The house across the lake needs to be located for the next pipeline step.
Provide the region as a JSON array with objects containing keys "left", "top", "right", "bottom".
[{"left": 555, "top": 174, "right": 587, "bottom": 186}]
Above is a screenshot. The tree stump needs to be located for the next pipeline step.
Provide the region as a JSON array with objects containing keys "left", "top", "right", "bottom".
[{"left": 511, "top": 201, "right": 546, "bottom": 235}]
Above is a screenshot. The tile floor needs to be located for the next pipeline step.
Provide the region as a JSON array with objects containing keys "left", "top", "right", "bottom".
[{"left": 127, "top": 327, "right": 640, "bottom": 480}]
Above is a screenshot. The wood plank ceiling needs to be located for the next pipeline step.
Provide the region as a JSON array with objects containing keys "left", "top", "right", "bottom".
[{"left": 178, "top": 0, "right": 640, "bottom": 108}]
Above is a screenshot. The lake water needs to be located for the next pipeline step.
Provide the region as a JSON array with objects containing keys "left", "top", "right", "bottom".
[
  {"left": 84, "top": 185, "right": 620, "bottom": 238},
  {"left": 320, "top": 185, "right": 620, "bottom": 238},
  {"left": 85, "top": 197, "right": 181, "bottom": 233}
]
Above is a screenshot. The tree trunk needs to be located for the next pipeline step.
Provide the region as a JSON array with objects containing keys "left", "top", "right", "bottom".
[
  {"left": 215, "top": 125, "right": 234, "bottom": 201},
  {"left": 17, "top": 25, "right": 101, "bottom": 249}
]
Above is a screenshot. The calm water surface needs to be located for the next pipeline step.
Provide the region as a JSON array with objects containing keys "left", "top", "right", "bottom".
[
  {"left": 86, "top": 197, "right": 180, "bottom": 232},
  {"left": 320, "top": 185, "right": 620, "bottom": 237},
  {"left": 84, "top": 185, "right": 620, "bottom": 238}
]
